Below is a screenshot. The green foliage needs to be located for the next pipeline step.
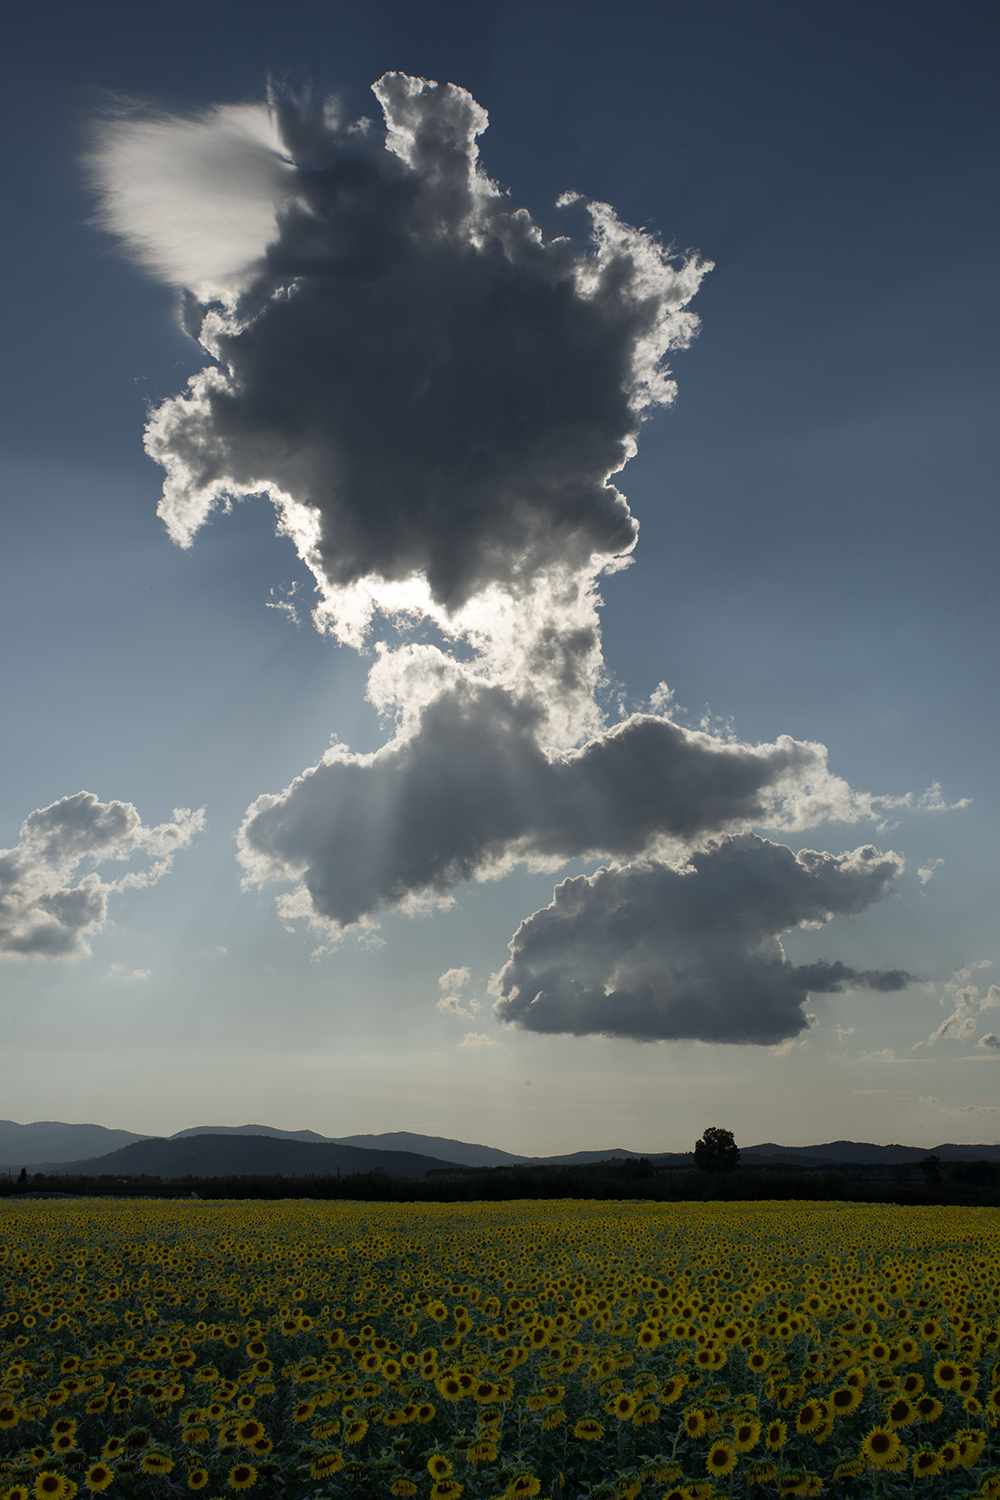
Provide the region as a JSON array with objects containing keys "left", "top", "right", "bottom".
[{"left": 693, "top": 1126, "right": 740, "bottom": 1173}]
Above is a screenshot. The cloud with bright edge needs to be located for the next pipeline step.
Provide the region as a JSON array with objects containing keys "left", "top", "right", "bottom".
[
  {"left": 90, "top": 71, "right": 963, "bottom": 1043},
  {"left": 0, "top": 792, "right": 203, "bottom": 959},
  {"left": 491, "top": 835, "right": 913, "bottom": 1045}
]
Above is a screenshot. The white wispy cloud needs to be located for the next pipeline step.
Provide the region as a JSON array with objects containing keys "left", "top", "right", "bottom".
[{"left": 928, "top": 966, "right": 1000, "bottom": 1046}]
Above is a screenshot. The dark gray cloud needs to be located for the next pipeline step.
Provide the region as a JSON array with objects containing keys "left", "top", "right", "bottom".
[
  {"left": 94, "top": 69, "right": 932, "bottom": 1038},
  {"left": 238, "top": 680, "right": 885, "bottom": 933},
  {"left": 95, "top": 75, "right": 708, "bottom": 622},
  {"left": 491, "top": 835, "right": 913, "bottom": 1044},
  {"left": 0, "top": 792, "right": 203, "bottom": 959}
]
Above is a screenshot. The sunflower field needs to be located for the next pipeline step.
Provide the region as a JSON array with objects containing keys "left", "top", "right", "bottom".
[{"left": 2, "top": 1197, "right": 999, "bottom": 1500}]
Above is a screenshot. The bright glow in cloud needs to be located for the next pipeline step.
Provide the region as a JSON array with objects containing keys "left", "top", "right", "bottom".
[
  {"left": 89, "top": 99, "right": 299, "bottom": 297},
  {"left": 0, "top": 792, "right": 203, "bottom": 960}
]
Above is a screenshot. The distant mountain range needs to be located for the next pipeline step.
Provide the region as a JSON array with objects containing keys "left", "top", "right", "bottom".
[{"left": 2, "top": 1119, "right": 999, "bottom": 1180}]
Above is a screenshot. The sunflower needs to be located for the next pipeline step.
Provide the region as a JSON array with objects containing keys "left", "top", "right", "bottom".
[
  {"left": 467, "top": 1439, "right": 499, "bottom": 1462},
  {"left": 343, "top": 1419, "right": 368, "bottom": 1444},
  {"left": 430, "top": 1485, "right": 463, "bottom": 1500},
  {"left": 185, "top": 1471, "right": 209, "bottom": 1492},
  {"left": 31, "top": 1478, "right": 67, "bottom": 1500},
  {"left": 542, "top": 1408, "right": 567, "bottom": 1429},
  {"left": 746, "top": 1461, "right": 778, "bottom": 1485},
  {"left": 506, "top": 1479, "right": 540, "bottom": 1500},
  {"left": 780, "top": 1472, "right": 825, "bottom": 1496},
  {"left": 427, "top": 1455, "right": 453, "bottom": 1479},
  {"left": 310, "top": 1419, "right": 340, "bottom": 1441},
  {"left": 705, "top": 1442, "right": 737, "bottom": 1477},
  {"left": 82, "top": 1471, "right": 113, "bottom": 1496},
  {"left": 914, "top": 1394, "right": 943, "bottom": 1423},
  {"left": 955, "top": 1430, "right": 985, "bottom": 1468},
  {"left": 859, "top": 1427, "right": 901, "bottom": 1469},
  {"left": 226, "top": 1465, "right": 257, "bottom": 1492},
  {"left": 885, "top": 1395, "right": 918, "bottom": 1428},
  {"left": 684, "top": 1408, "right": 710, "bottom": 1438},
  {"left": 795, "top": 1401, "right": 826, "bottom": 1434},
  {"left": 932, "top": 1360, "right": 959, "bottom": 1389},
  {"left": 937, "top": 1442, "right": 960, "bottom": 1469},
  {"left": 911, "top": 1449, "right": 942, "bottom": 1478},
  {"left": 390, "top": 1482, "right": 418, "bottom": 1499},
  {"left": 140, "top": 1451, "right": 174, "bottom": 1474},
  {"left": 765, "top": 1420, "right": 787, "bottom": 1451},
  {"left": 608, "top": 1392, "right": 638, "bottom": 1422},
  {"left": 573, "top": 1417, "right": 604, "bottom": 1441},
  {"left": 733, "top": 1418, "right": 761, "bottom": 1451},
  {"left": 308, "top": 1450, "right": 343, "bottom": 1479}
]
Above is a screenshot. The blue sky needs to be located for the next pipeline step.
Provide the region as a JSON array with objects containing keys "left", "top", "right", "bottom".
[{"left": 1, "top": 0, "right": 997, "bottom": 1153}]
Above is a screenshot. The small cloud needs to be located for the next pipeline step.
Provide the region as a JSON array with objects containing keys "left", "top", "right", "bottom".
[
  {"left": 918, "top": 859, "right": 944, "bottom": 886},
  {"left": 978, "top": 1034, "right": 1000, "bottom": 1052},
  {"left": 928, "top": 974, "right": 1000, "bottom": 1045},
  {"left": 437, "top": 965, "right": 480, "bottom": 1016},
  {"left": 439, "top": 965, "right": 471, "bottom": 993},
  {"left": 458, "top": 1031, "right": 498, "bottom": 1049},
  {"left": 0, "top": 793, "right": 203, "bottom": 961},
  {"left": 834, "top": 1025, "right": 855, "bottom": 1046},
  {"left": 109, "top": 964, "right": 151, "bottom": 980},
  {"left": 266, "top": 585, "right": 301, "bottom": 627},
  {"left": 216, "top": 945, "right": 228, "bottom": 955},
  {"left": 918, "top": 783, "right": 971, "bottom": 813}
]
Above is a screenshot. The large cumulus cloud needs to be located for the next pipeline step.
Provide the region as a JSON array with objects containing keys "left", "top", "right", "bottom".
[
  {"left": 94, "top": 75, "right": 708, "bottom": 628},
  {"left": 238, "top": 677, "right": 898, "bottom": 935},
  {"left": 491, "top": 836, "right": 914, "bottom": 1044},
  {"left": 0, "top": 792, "right": 203, "bottom": 959},
  {"left": 92, "top": 71, "right": 933, "bottom": 1043}
]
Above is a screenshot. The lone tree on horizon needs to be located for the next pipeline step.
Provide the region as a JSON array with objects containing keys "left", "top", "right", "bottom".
[{"left": 694, "top": 1126, "right": 740, "bottom": 1173}]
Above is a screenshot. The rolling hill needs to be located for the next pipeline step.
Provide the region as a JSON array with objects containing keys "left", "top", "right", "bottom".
[
  {"left": 5, "top": 1118, "right": 1000, "bottom": 1179},
  {"left": 44, "top": 1133, "right": 461, "bottom": 1180}
]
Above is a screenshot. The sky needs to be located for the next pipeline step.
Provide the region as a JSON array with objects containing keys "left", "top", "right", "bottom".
[{"left": 1, "top": 0, "right": 998, "bottom": 1155}]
